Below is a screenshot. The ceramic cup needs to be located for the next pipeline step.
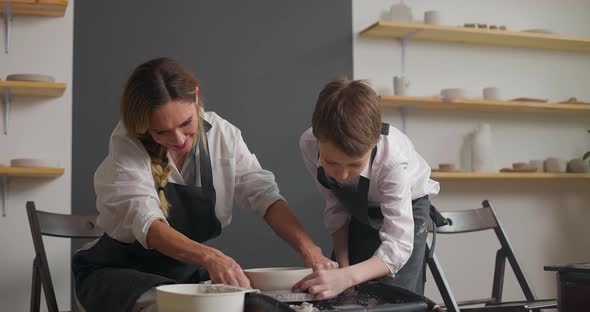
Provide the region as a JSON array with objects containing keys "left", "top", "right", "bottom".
[
  {"left": 424, "top": 10, "right": 441, "bottom": 25},
  {"left": 393, "top": 76, "right": 410, "bottom": 96},
  {"left": 483, "top": 87, "right": 500, "bottom": 100},
  {"left": 544, "top": 157, "right": 567, "bottom": 173},
  {"left": 529, "top": 160, "right": 544, "bottom": 172}
]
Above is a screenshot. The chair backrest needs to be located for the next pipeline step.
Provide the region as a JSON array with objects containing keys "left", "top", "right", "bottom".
[
  {"left": 427, "top": 200, "right": 538, "bottom": 312},
  {"left": 26, "top": 201, "right": 102, "bottom": 312}
]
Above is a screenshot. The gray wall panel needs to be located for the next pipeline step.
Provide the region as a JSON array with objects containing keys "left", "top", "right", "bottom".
[{"left": 72, "top": 0, "right": 352, "bottom": 279}]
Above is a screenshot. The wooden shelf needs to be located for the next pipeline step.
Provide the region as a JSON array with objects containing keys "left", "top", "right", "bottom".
[
  {"left": 0, "top": 81, "right": 66, "bottom": 97},
  {"left": 380, "top": 95, "right": 590, "bottom": 114},
  {"left": 432, "top": 172, "right": 590, "bottom": 180},
  {"left": 0, "top": 0, "right": 68, "bottom": 17},
  {"left": 360, "top": 21, "right": 590, "bottom": 53},
  {"left": 0, "top": 166, "right": 64, "bottom": 177}
]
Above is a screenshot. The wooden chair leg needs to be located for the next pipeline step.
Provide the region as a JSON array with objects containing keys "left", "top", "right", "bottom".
[
  {"left": 426, "top": 245, "right": 461, "bottom": 312},
  {"left": 30, "top": 257, "right": 41, "bottom": 312},
  {"left": 491, "top": 249, "right": 506, "bottom": 304}
]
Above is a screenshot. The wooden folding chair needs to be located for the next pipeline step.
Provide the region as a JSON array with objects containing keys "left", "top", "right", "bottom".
[
  {"left": 426, "top": 200, "right": 557, "bottom": 312},
  {"left": 26, "top": 201, "right": 103, "bottom": 312}
]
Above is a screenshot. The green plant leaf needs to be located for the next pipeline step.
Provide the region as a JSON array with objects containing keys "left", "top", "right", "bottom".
[{"left": 584, "top": 151, "right": 590, "bottom": 160}]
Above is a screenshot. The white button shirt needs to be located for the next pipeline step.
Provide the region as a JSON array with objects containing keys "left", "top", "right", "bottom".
[
  {"left": 94, "top": 111, "right": 285, "bottom": 249},
  {"left": 299, "top": 125, "right": 439, "bottom": 275}
]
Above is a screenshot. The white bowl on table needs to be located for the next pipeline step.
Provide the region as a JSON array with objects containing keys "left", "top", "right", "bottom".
[
  {"left": 244, "top": 267, "right": 312, "bottom": 291},
  {"left": 156, "top": 284, "right": 253, "bottom": 312}
]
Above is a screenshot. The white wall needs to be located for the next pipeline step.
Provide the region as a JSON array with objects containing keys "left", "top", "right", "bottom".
[
  {"left": 0, "top": 2, "right": 73, "bottom": 311},
  {"left": 354, "top": 0, "right": 590, "bottom": 304}
]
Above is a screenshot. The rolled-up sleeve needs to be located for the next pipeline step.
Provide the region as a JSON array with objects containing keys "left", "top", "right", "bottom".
[
  {"left": 233, "top": 130, "right": 285, "bottom": 217},
  {"left": 94, "top": 129, "right": 168, "bottom": 249},
  {"left": 374, "top": 161, "right": 414, "bottom": 275},
  {"left": 299, "top": 132, "right": 350, "bottom": 233}
]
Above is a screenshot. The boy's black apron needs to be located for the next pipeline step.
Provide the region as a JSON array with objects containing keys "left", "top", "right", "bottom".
[
  {"left": 72, "top": 121, "right": 220, "bottom": 312},
  {"left": 317, "top": 123, "right": 431, "bottom": 295}
]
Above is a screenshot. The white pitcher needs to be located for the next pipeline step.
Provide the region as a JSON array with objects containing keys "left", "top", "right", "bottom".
[{"left": 472, "top": 123, "right": 495, "bottom": 172}]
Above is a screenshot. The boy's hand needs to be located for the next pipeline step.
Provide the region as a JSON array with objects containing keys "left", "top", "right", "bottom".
[
  {"left": 293, "top": 268, "right": 353, "bottom": 300},
  {"left": 302, "top": 246, "right": 339, "bottom": 271}
]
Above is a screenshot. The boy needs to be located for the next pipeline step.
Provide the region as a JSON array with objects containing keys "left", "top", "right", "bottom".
[{"left": 294, "top": 79, "right": 440, "bottom": 299}]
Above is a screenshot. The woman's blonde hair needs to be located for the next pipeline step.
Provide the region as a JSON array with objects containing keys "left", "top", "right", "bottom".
[{"left": 120, "top": 57, "right": 207, "bottom": 217}]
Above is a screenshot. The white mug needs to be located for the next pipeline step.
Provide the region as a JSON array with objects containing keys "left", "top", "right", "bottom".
[
  {"left": 424, "top": 11, "right": 441, "bottom": 25},
  {"left": 483, "top": 87, "right": 500, "bottom": 100},
  {"left": 393, "top": 76, "right": 410, "bottom": 96}
]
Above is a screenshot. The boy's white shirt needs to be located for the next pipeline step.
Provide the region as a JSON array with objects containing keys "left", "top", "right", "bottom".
[{"left": 299, "top": 126, "right": 440, "bottom": 275}]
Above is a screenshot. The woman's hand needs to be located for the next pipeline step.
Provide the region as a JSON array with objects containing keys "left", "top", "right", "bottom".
[
  {"left": 202, "top": 249, "right": 251, "bottom": 288},
  {"left": 293, "top": 268, "right": 353, "bottom": 300},
  {"left": 302, "top": 246, "right": 339, "bottom": 271}
]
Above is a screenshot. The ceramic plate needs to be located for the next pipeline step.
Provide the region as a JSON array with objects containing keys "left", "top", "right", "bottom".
[
  {"left": 260, "top": 290, "right": 317, "bottom": 302},
  {"left": 510, "top": 97, "right": 548, "bottom": 103},
  {"left": 521, "top": 29, "right": 554, "bottom": 34},
  {"left": 10, "top": 158, "right": 58, "bottom": 168},
  {"left": 6, "top": 74, "right": 55, "bottom": 83}
]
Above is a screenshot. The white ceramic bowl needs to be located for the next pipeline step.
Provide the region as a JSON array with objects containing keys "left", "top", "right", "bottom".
[
  {"left": 244, "top": 267, "right": 312, "bottom": 291},
  {"left": 440, "top": 88, "right": 465, "bottom": 100},
  {"left": 156, "top": 284, "right": 249, "bottom": 312}
]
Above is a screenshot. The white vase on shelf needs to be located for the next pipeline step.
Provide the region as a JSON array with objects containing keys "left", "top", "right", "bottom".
[
  {"left": 471, "top": 123, "right": 495, "bottom": 172},
  {"left": 390, "top": 0, "right": 413, "bottom": 23}
]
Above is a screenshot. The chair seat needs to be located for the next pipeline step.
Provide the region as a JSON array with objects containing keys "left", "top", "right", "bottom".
[{"left": 456, "top": 299, "right": 557, "bottom": 311}]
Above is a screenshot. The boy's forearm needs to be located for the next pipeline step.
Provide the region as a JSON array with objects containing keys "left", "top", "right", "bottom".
[
  {"left": 345, "top": 257, "right": 391, "bottom": 285},
  {"left": 331, "top": 220, "right": 350, "bottom": 267}
]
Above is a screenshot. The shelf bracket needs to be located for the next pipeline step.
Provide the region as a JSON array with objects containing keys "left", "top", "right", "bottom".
[
  {"left": 1, "top": 175, "right": 8, "bottom": 217},
  {"left": 400, "top": 107, "right": 408, "bottom": 134},
  {"left": 399, "top": 30, "right": 421, "bottom": 75},
  {"left": 3, "top": 87, "right": 11, "bottom": 135},
  {"left": 2, "top": 1, "right": 13, "bottom": 54},
  {"left": 397, "top": 30, "right": 422, "bottom": 133}
]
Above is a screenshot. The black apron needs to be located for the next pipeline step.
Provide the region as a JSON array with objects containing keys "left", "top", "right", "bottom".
[
  {"left": 72, "top": 121, "right": 220, "bottom": 312},
  {"left": 317, "top": 123, "right": 431, "bottom": 295}
]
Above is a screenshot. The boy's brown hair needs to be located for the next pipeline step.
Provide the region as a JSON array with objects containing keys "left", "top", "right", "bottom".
[{"left": 312, "top": 79, "right": 382, "bottom": 157}]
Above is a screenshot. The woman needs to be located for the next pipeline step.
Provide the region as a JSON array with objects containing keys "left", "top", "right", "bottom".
[{"left": 72, "top": 57, "right": 336, "bottom": 312}]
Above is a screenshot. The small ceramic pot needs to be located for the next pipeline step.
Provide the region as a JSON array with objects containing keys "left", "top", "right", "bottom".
[
  {"left": 529, "top": 160, "right": 544, "bottom": 172},
  {"left": 545, "top": 157, "right": 566, "bottom": 173},
  {"left": 483, "top": 87, "right": 500, "bottom": 100},
  {"left": 567, "top": 158, "right": 590, "bottom": 173},
  {"left": 424, "top": 10, "right": 441, "bottom": 25},
  {"left": 438, "top": 163, "right": 456, "bottom": 171}
]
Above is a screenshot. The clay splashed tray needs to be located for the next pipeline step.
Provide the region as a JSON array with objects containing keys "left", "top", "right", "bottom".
[{"left": 260, "top": 290, "right": 316, "bottom": 302}]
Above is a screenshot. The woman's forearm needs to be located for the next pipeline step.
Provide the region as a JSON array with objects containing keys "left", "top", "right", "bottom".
[
  {"left": 264, "top": 200, "right": 321, "bottom": 256},
  {"left": 146, "top": 219, "right": 220, "bottom": 266}
]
